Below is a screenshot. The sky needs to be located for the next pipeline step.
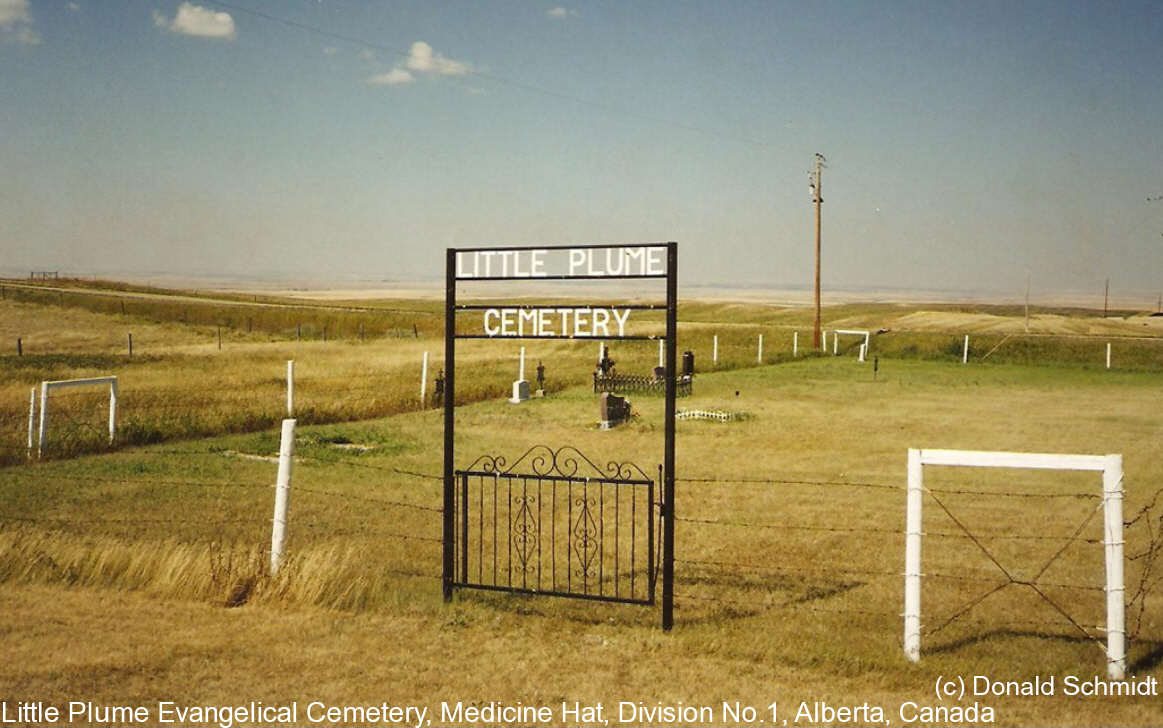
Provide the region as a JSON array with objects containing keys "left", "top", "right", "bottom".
[{"left": 1, "top": 0, "right": 1161, "bottom": 301}]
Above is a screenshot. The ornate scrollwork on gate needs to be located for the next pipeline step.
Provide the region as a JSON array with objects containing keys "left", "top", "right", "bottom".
[
  {"left": 572, "top": 496, "right": 599, "bottom": 579},
  {"left": 455, "top": 445, "right": 655, "bottom": 605},
  {"left": 462, "top": 445, "right": 652, "bottom": 483},
  {"left": 511, "top": 494, "right": 538, "bottom": 574}
]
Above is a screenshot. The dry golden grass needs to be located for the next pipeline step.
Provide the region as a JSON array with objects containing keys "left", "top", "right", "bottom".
[
  {"left": 2, "top": 285, "right": 1163, "bottom": 725},
  {"left": 1, "top": 357, "right": 1161, "bottom": 726}
]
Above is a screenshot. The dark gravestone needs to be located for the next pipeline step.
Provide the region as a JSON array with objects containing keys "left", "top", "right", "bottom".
[
  {"left": 599, "top": 392, "right": 631, "bottom": 430},
  {"left": 682, "top": 350, "right": 695, "bottom": 378}
]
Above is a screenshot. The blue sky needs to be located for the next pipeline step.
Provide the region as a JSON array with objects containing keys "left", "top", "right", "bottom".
[{"left": 1, "top": 0, "right": 1161, "bottom": 300}]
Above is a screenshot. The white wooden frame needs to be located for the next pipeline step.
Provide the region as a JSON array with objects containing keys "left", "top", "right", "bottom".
[
  {"left": 904, "top": 448, "right": 1125, "bottom": 679},
  {"left": 830, "top": 329, "right": 870, "bottom": 361},
  {"left": 37, "top": 376, "right": 118, "bottom": 458}
]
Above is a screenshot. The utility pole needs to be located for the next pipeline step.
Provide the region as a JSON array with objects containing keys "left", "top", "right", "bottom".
[{"left": 811, "top": 153, "right": 826, "bottom": 349}]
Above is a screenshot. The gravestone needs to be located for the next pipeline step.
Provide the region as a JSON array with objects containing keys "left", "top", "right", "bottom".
[
  {"left": 599, "top": 392, "right": 631, "bottom": 430},
  {"left": 510, "top": 346, "right": 530, "bottom": 403},
  {"left": 535, "top": 361, "right": 546, "bottom": 397},
  {"left": 510, "top": 379, "right": 530, "bottom": 403}
]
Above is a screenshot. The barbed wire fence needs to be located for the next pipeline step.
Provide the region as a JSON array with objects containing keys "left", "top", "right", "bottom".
[
  {"left": 667, "top": 474, "right": 1163, "bottom": 666},
  {"left": 1, "top": 437, "right": 1160, "bottom": 670}
]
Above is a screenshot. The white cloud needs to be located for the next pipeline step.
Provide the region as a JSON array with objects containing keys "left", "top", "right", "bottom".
[
  {"left": 547, "top": 6, "right": 578, "bottom": 18},
  {"left": 154, "top": 2, "right": 236, "bottom": 40},
  {"left": 0, "top": 0, "right": 29, "bottom": 25},
  {"left": 403, "top": 41, "right": 469, "bottom": 76},
  {"left": 67, "top": 2, "right": 79, "bottom": 10},
  {"left": 368, "top": 41, "right": 471, "bottom": 89},
  {"left": 0, "top": 0, "right": 39, "bottom": 44},
  {"left": 358, "top": 48, "right": 375, "bottom": 61},
  {"left": 367, "top": 67, "right": 414, "bottom": 86}
]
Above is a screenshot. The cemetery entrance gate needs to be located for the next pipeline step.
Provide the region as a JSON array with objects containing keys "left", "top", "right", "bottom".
[{"left": 442, "top": 243, "right": 678, "bottom": 629}]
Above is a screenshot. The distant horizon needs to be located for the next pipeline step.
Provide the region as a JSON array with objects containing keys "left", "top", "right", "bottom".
[{"left": 3, "top": 265, "right": 1159, "bottom": 312}]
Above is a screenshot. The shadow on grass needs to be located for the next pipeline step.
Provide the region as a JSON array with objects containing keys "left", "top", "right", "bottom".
[
  {"left": 925, "top": 628, "right": 1097, "bottom": 655},
  {"left": 926, "top": 628, "right": 1163, "bottom": 672},
  {"left": 1129, "top": 641, "right": 1163, "bottom": 673},
  {"left": 446, "top": 575, "right": 872, "bottom": 629}
]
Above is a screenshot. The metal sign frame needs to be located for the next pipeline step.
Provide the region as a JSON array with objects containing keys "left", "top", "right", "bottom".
[{"left": 442, "top": 242, "right": 678, "bottom": 629}]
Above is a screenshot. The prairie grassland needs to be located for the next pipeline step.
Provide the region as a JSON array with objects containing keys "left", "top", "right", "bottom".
[
  {"left": 1, "top": 356, "right": 1161, "bottom": 726},
  {"left": 5, "top": 284, "right": 1163, "bottom": 468},
  {"left": 0, "top": 294, "right": 805, "bottom": 465}
]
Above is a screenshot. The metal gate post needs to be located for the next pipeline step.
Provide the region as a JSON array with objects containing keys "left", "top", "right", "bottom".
[
  {"left": 662, "top": 241, "right": 677, "bottom": 630},
  {"left": 443, "top": 249, "right": 457, "bottom": 601}
]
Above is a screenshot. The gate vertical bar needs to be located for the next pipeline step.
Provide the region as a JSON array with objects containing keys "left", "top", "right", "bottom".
[
  {"left": 461, "top": 473, "right": 469, "bottom": 583},
  {"left": 107, "top": 377, "right": 117, "bottom": 444},
  {"left": 443, "top": 249, "right": 457, "bottom": 601},
  {"left": 903, "top": 448, "right": 924, "bottom": 662},
  {"left": 1102, "top": 454, "right": 1126, "bottom": 680},
  {"left": 37, "top": 381, "right": 48, "bottom": 459},
  {"left": 662, "top": 241, "right": 677, "bottom": 630},
  {"left": 26, "top": 388, "right": 35, "bottom": 459}
]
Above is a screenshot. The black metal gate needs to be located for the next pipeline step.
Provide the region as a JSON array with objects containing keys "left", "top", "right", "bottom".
[
  {"left": 453, "top": 446, "right": 656, "bottom": 604},
  {"left": 444, "top": 243, "right": 678, "bottom": 628}
]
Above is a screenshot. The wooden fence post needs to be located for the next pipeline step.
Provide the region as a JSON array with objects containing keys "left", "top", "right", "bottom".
[{"left": 269, "top": 419, "right": 296, "bottom": 576}]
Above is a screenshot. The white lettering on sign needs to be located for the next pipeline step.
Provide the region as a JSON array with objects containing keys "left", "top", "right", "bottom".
[
  {"left": 456, "top": 249, "right": 547, "bottom": 278},
  {"left": 481, "top": 307, "right": 631, "bottom": 337},
  {"left": 456, "top": 246, "right": 665, "bottom": 279}
]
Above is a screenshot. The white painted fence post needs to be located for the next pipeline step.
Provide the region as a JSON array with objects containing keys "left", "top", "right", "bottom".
[
  {"left": 757, "top": 334, "right": 764, "bottom": 364},
  {"left": 859, "top": 342, "right": 867, "bottom": 362},
  {"left": 1106, "top": 342, "right": 1112, "bottom": 370},
  {"left": 793, "top": 331, "right": 798, "bottom": 357},
  {"left": 270, "top": 418, "right": 296, "bottom": 576},
  {"left": 519, "top": 346, "right": 526, "bottom": 381},
  {"left": 903, "top": 448, "right": 924, "bottom": 663},
  {"left": 1103, "top": 454, "right": 1126, "bottom": 680},
  {"left": 286, "top": 360, "right": 294, "bottom": 416},
  {"left": 108, "top": 377, "right": 118, "bottom": 444},
  {"left": 821, "top": 330, "right": 827, "bottom": 352},
  {"left": 26, "top": 388, "right": 35, "bottom": 459},
  {"left": 658, "top": 339, "right": 664, "bottom": 368},
  {"left": 833, "top": 331, "right": 838, "bottom": 355},
  {"left": 36, "top": 381, "right": 48, "bottom": 459},
  {"left": 962, "top": 335, "right": 969, "bottom": 364},
  {"left": 712, "top": 335, "right": 718, "bottom": 365},
  {"left": 420, "top": 351, "right": 429, "bottom": 404}
]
